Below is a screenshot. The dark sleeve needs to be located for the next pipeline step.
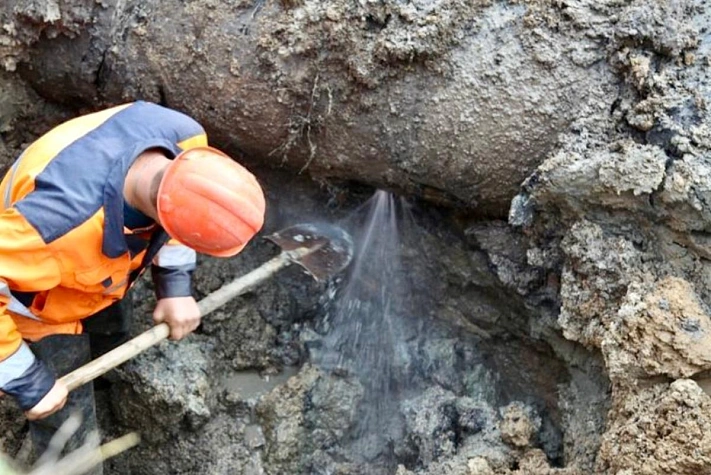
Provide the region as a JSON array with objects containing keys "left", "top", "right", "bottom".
[
  {"left": 2, "top": 358, "right": 56, "bottom": 411},
  {"left": 151, "top": 264, "right": 195, "bottom": 300}
]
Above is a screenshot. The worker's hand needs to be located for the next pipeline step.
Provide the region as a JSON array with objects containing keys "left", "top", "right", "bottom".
[
  {"left": 25, "top": 380, "right": 68, "bottom": 421},
  {"left": 153, "top": 296, "right": 201, "bottom": 340}
]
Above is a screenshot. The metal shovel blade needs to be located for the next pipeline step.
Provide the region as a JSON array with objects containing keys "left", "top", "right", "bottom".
[{"left": 265, "top": 222, "right": 354, "bottom": 281}]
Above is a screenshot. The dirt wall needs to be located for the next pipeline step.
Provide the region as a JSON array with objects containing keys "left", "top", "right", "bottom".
[{"left": 1, "top": 0, "right": 615, "bottom": 216}]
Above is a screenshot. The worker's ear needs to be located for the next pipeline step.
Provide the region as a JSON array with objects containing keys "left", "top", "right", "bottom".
[{"left": 150, "top": 168, "right": 166, "bottom": 206}]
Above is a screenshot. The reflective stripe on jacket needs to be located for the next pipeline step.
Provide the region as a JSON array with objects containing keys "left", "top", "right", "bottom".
[{"left": 0, "top": 101, "right": 206, "bottom": 386}]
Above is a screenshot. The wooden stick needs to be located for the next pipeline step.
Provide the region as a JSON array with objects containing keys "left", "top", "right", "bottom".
[{"left": 60, "top": 248, "right": 311, "bottom": 392}]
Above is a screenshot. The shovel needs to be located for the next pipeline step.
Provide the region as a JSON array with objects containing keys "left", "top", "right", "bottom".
[{"left": 59, "top": 223, "right": 354, "bottom": 392}]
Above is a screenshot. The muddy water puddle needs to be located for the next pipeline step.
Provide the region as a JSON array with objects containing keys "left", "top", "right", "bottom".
[{"left": 221, "top": 366, "right": 301, "bottom": 400}]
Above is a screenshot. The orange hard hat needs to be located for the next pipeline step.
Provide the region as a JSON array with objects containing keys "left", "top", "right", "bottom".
[{"left": 157, "top": 146, "right": 266, "bottom": 257}]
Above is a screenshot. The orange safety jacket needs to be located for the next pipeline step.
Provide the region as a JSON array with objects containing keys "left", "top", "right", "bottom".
[{"left": 0, "top": 101, "right": 207, "bottom": 409}]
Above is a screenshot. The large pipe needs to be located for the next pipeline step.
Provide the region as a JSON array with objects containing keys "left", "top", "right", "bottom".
[{"left": 2, "top": 0, "right": 614, "bottom": 216}]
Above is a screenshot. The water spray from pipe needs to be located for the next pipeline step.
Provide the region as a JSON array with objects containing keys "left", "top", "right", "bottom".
[{"left": 312, "top": 189, "right": 417, "bottom": 464}]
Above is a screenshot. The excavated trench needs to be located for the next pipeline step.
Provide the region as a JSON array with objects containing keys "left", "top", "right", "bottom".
[
  {"left": 100, "top": 178, "right": 598, "bottom": 475},
  {"left": 0, "top": 161, "right": 609, "bottom": 474},
  {"left": 2, "top": 0, "right": 711, "bottom": 474}
]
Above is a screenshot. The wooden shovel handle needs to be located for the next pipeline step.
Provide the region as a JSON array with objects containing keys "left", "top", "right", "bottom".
[
  {"left": 60, "top": 323, "right": 171, "bottom": 392},
  {"left": 59, "top": 249, "right": 308, "bottom": 392}
]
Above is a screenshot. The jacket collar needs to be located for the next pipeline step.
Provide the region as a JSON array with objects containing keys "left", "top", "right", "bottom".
[{"left": 101, "top": 139, "right": 181, "bottom": 258}]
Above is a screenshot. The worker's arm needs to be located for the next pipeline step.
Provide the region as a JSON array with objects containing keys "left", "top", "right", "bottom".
[
  {"left": 150, "top": 242, "right": 200, "bottom": 340},
  {"left": 0, "top": 209, "right": 65, "bottom": 417},
  {"left": 149, "top": 126, "right": 207, "bottom": 340},
  {"left": 0, "top": 316, "right": 65, "bottom": 419}
]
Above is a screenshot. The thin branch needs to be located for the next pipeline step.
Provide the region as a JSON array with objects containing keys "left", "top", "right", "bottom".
[
  {"left": 34, "top": 412, "right": 83, "bottom": 467},
  {"left": 28, "top": 433, "right": 140, "bottom": 475}
]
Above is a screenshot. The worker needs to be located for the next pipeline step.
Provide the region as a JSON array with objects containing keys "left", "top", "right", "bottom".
[{"left": 0, "top": 101, "right": 266, "bottom": 467}]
